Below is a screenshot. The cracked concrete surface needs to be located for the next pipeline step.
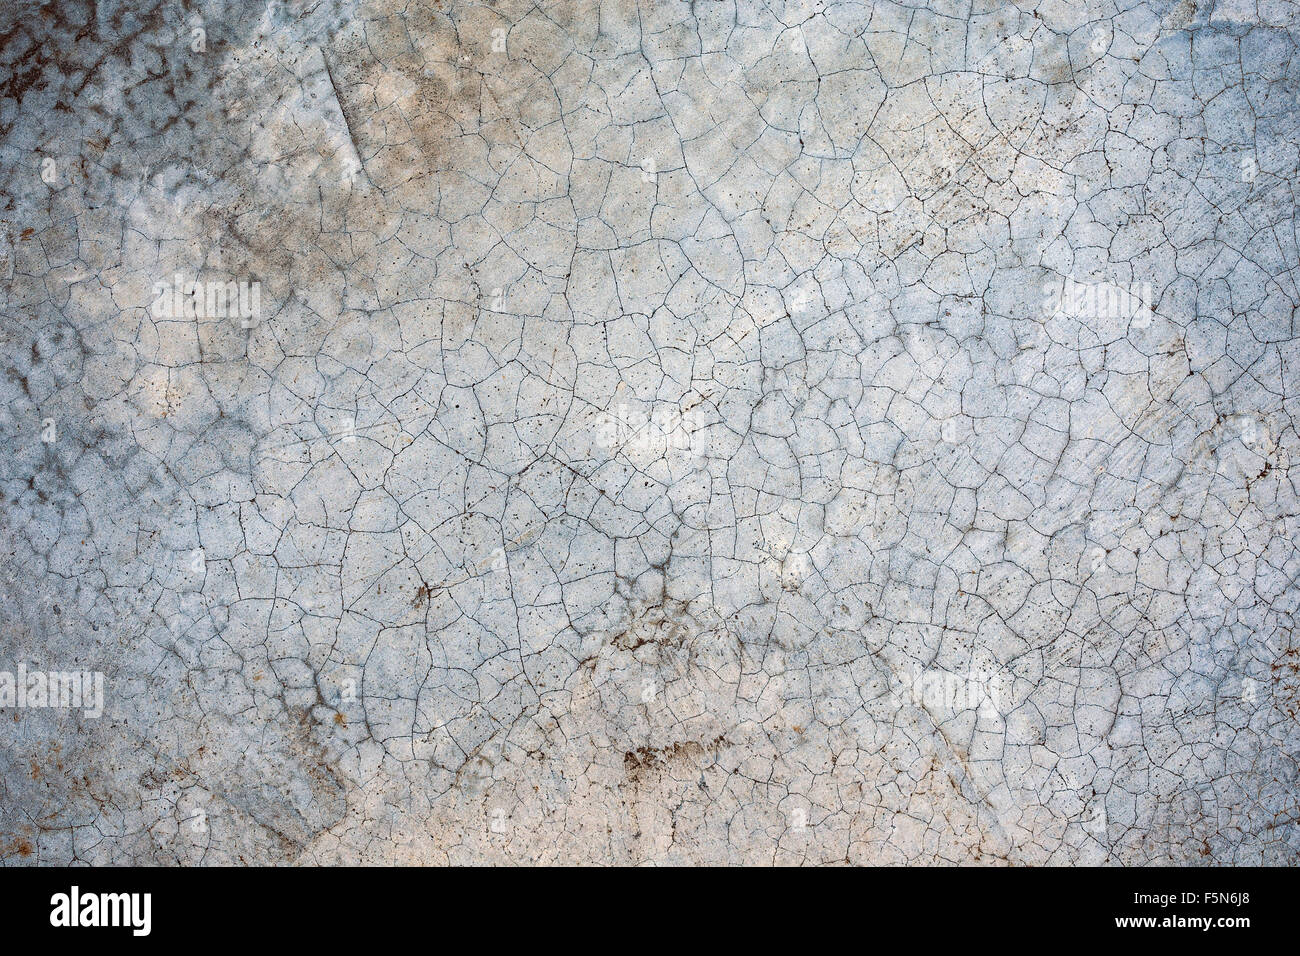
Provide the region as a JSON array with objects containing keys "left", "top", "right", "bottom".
[{"left": 2, "top": 0, "right": 1299, "bottom": 865}]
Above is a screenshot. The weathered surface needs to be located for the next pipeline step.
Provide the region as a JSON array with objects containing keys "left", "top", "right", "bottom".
[{"left": 1, "top": 0, "right": 1298, "bottom": 864}]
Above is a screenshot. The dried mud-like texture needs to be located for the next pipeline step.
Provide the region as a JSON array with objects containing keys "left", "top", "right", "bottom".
[{"left": 1, "top": 0, "right": 1298, "bottom": 866}]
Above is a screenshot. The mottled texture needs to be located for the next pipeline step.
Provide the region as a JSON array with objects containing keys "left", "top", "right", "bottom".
[{"left": 1, "top": 0, "right": 1298, "bottom": 865}]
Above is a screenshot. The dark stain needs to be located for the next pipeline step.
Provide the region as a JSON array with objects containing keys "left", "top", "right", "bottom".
[{"left": 623, "top": 734, "right": 729, "bottom": 778}]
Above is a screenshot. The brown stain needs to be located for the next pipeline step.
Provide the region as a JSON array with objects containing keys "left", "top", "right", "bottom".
[
  {"left": 610, "top": 603, "right": 697, "bottom": 653},
  {"left": 623, "top": 734, "right": 729, "bottom": 776},
  {"left": 1, "top": 834, "right": 34, "bottom": 859},
  {"left": 1271, "top": 645, "right": 1300, "bottom": 718}
]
